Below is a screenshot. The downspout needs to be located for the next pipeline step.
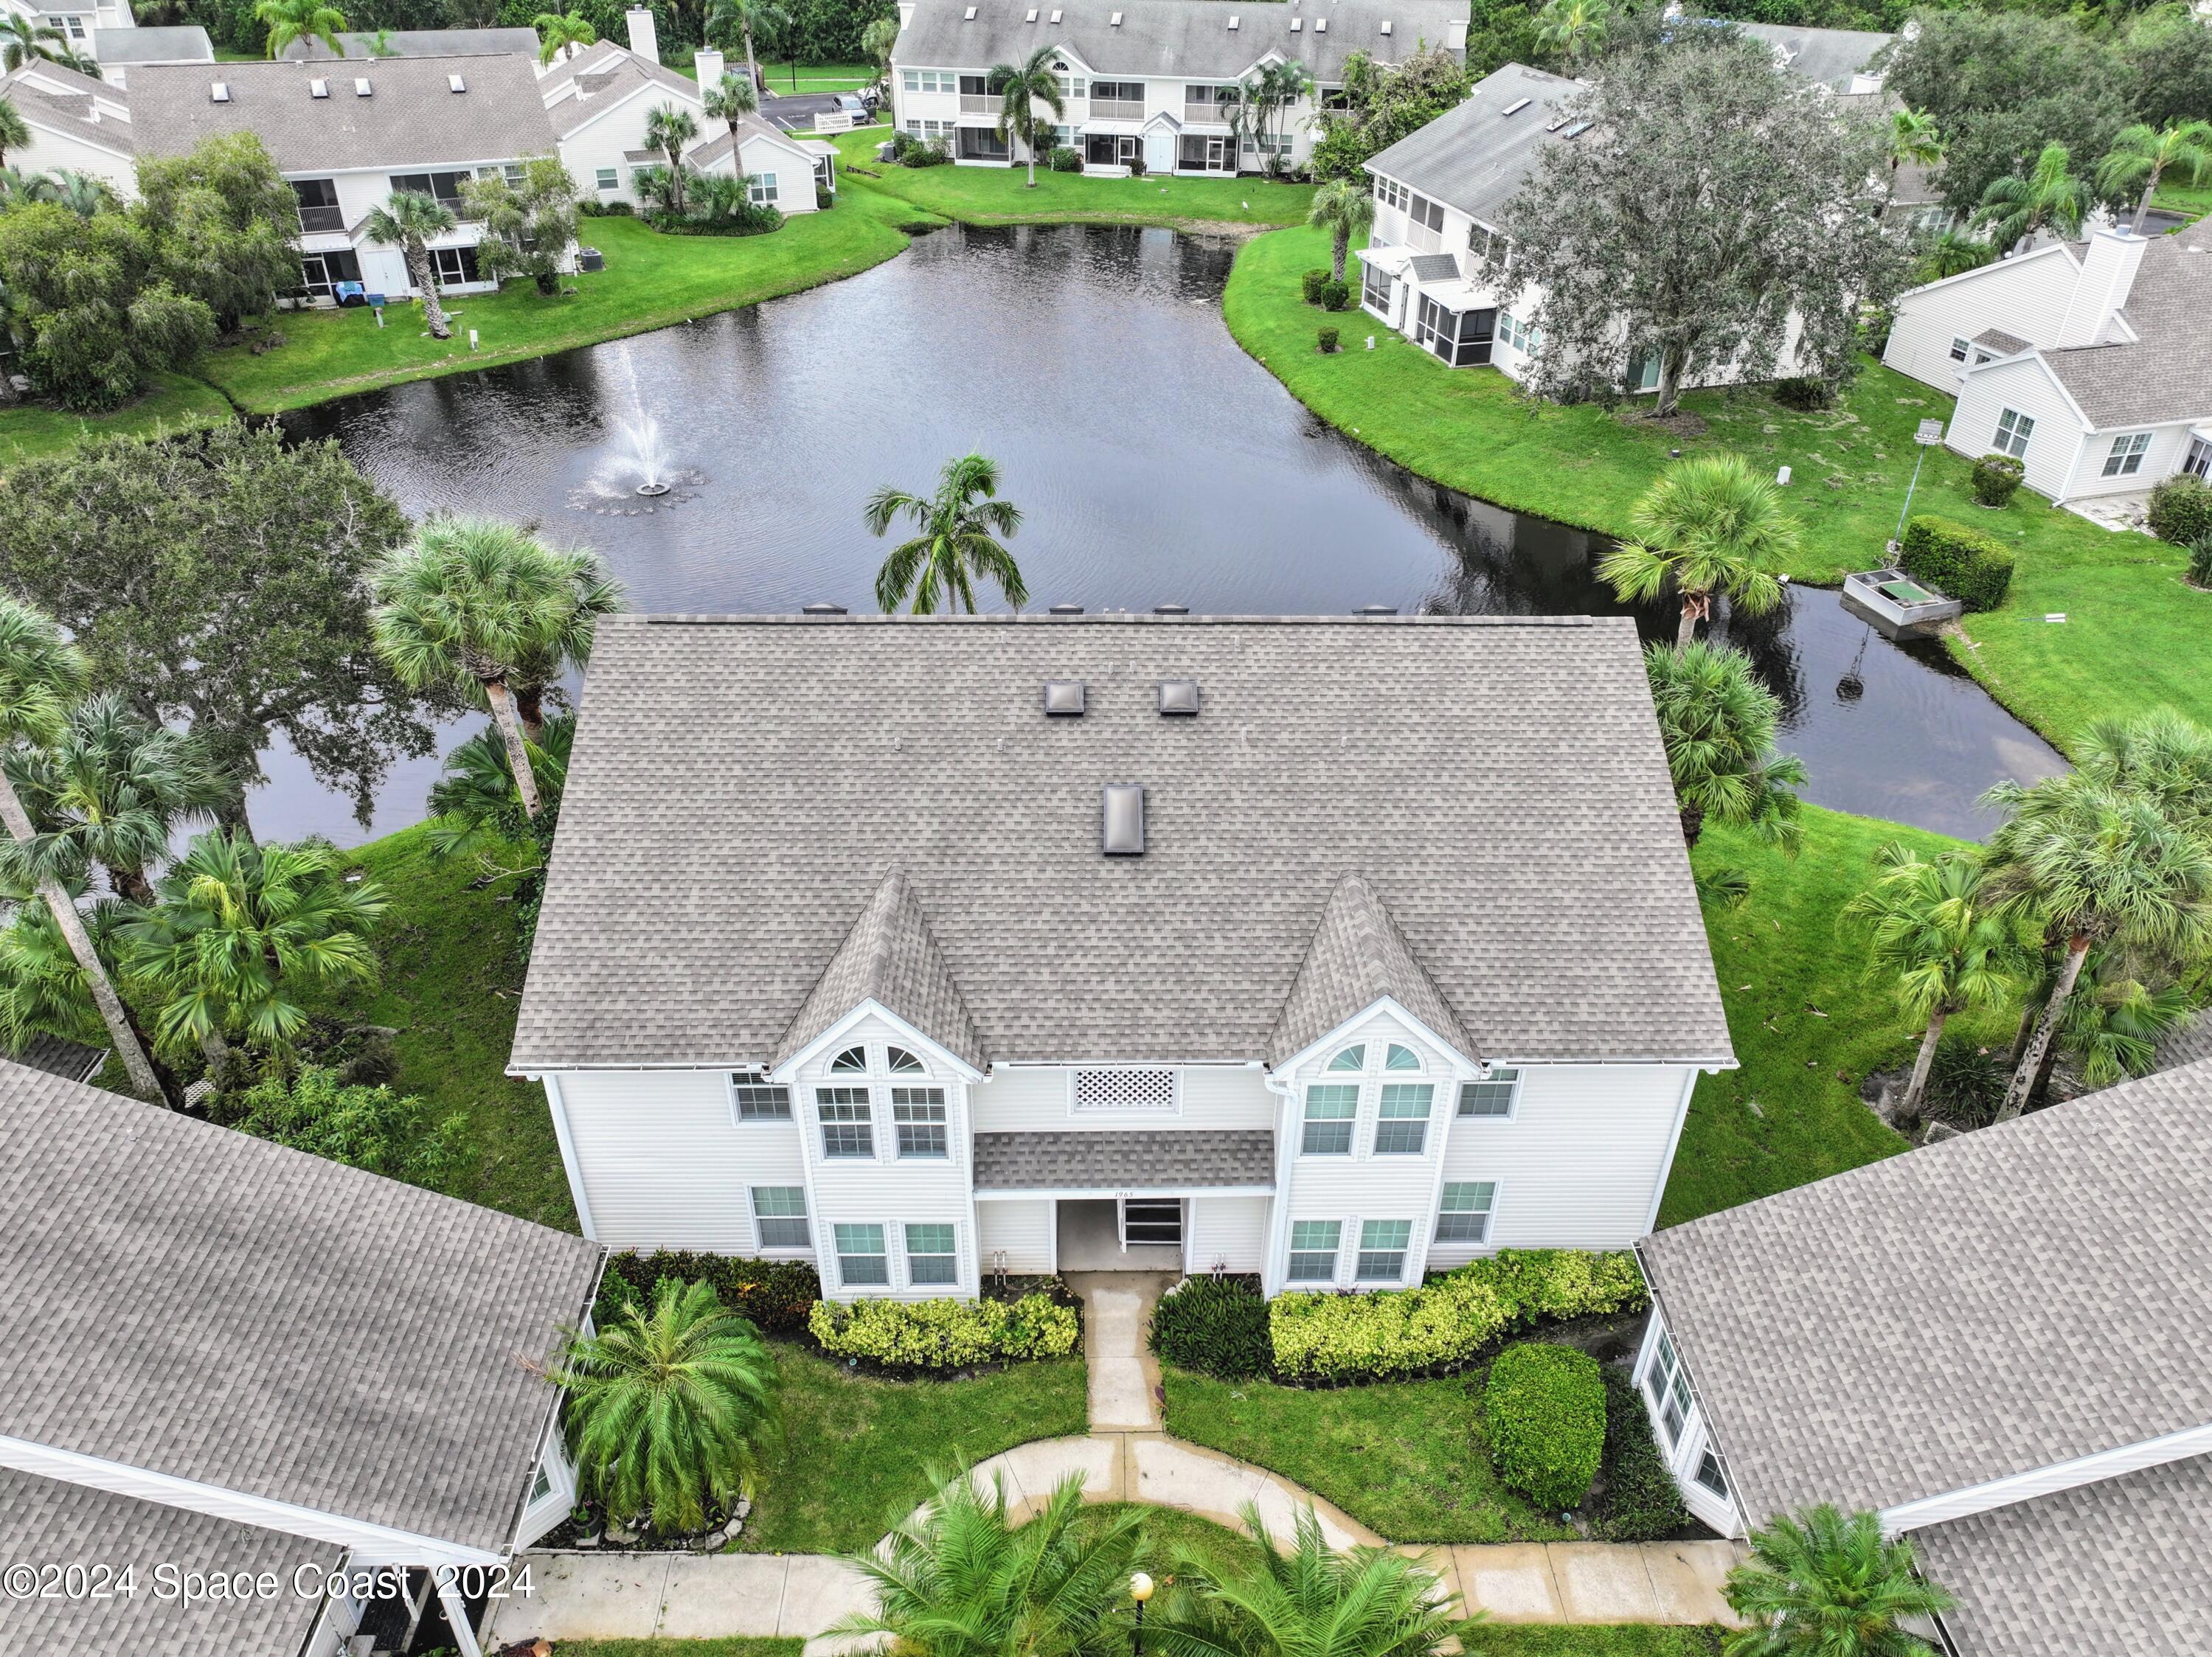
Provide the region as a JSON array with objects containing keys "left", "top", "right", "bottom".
[{"left": 1259, "top": 1067, "right": 1298, "bottom": 1297}]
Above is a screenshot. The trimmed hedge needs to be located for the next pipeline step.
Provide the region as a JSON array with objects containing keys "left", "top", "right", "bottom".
[
  {"left": 2149, "top": 474, "right": 2212, "bottom": 548},
  {"left": 1151, "top": 1274, "right": 1272, "bottom": 1379},
  {"left": 1269, "top": 1248, "right": 1646, "bottom": 1383},
  {"left": 1592, "top": 1368, "right": 1690, "bottom": 1540},
  {"left": 1483, "top": 1343, "right": 1606, "bottom": 1511},
  {"left": 1318, "top": 277, "right": 1351, "bottom": 312},
  {"left": 1301, "top": 268, "right": 1331, "bottom": 305},
  {"left": 808, "top": 1292, "right": 1080, "bottom": 1370},
  {"left": 1900, "top": 514, "right": 2015, "bottom": 613},
  {"left": 599, "top": 1249, "right": 819, "bottom": 1335}
]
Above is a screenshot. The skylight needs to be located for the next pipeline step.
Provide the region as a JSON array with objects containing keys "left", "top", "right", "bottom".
[
  {"left": 354, "top": 77, "right": 373, "bottom": 96},
  {"left": 1379, "top": 18, "right": 1391, "bottom": 32},
  {"left": 1501, "top": 97, "right": 1529, "bottom": 115},
  {"left": 1102, "top": 785, "right": 1145, "bottom": 856},
  {"left": 448, "top": 73, "right": 467, "bottom": 92},
  {"left": 1314, "top": 16, "right": 1326, "bottom": 31},
  {"left": 209, "top": 80, "right": 229, "bottom": 102},
  {"left": 309, "top": 77, "right": 330, "bottom": 97},
  {"left": 1289, "top": 15, "right": 1302, "bottom": 27},
  {"left": 1227, "top": 12, "right": 1238, "bottom": 27},
  {"left": 1109, "top": 10, "right": 1123, "bottom": 23},
  {"left": 1561, "top": 119, "right": 1591, "bottom": 138}
]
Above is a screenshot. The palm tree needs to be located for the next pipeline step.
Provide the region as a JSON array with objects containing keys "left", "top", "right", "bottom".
[
  {"left": 1643, "top": 641, "right": 1806, "bottom": 852},
  {"left": 1600, "top": 453, "right": 1798, "bottom": 646},
  {"left": 0, "top": 166, "right": 59, "bottom": 206},
  {"left": 1841, "top": 843, "right": 2019, "bottom": 1117},
  {"left": 511, "top": 549, "right": 623, "bottom": 736},
  {"left": 0, "top": 96, "right": 30, "bottom": 170},
  {"left": 533, "top": 8, "right": 597, "bottom": 64},
  {"left": 702, "top": 72, "right": 760, "bottom": 173},
  {"left": 370, "top": 518, "right": 623, "bottom": 818},
  {"left": 1724, "top": 1505, "right": 1952, "bottom": 1657},
  {"left": 832, "top": 1466, "right": 1144, "bottom": 1656},
  {"left": 1150, "top": 1504, "right": 1460, "bottom": 1657},
  {"left": 1234, "top": 60, "right": 1313, "bottom": 178},
  {"left": 1972, "top": 142, "right": 2089, "bottom": 254},
  {"left": 865, "top": 453, "right": 1029, "bottom": 614},
  {"left": 363, "top": 190, "right": 458, "bottom": 339},
  {"left": 1308, "top": 178, "right": 1376, "bottom": 283},
  {"left": 2098, "top": 121, "right": 2212, "bottom": 235},
  {"left": 48, "top": 169, "right": 115, "bottom": 218},
  {"left": 0, "top": 692, "right": 232, "bottom": 905},
  {"left": 861, "top": 13, "right": 898, "bottom": 86},
  {"left": 991, "top": 44, "right": 1064, "bottom": 186},
  {"left": 1533, "top": 0, "right": 1609, "bottom": 71},
  {"left": 0, "top": 883, "right": 129, "bottom": 1054},
  {"left": 426, "top": 712, "right": 575, "bottom": 858},
  {"left": 552, "top": 1278, "right": 779, "bottom": 1535},
  {"left": 254, "top": 0, "right": 347, "bottom": 58},
  {"left": 645, "top": 103, "right": 699, "bottom": 213},
  {"left": 0, "top": 599, "right": 164, "bottom": 1102},
  {"left": 1886, "top": 108, "right": 1941, "bottom": 176},
  {"left": 117, "top": 829, "right": 386, "bottom": 1062},
  {"left": 707, "top": 0, "right": 791, "bottom": 91},
  {"left": 1, "top": 14, "right": 66, "bottom": 71}
]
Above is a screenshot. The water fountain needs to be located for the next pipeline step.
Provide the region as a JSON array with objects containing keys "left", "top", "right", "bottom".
[
  {"left": 568, "top": 352, "right": 704, "bottom": 515},
  {"left": 619, "top": 414, "right": 673, "bottom": 496}
]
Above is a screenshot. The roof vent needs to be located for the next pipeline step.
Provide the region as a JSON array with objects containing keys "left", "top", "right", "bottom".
[
  {"left": 1102, "top": 784, "right": 1145, "bottom": 855},
  {"left": 1227, "top": 12, "right": 1238, "bottom": 26},
  {"left": 1355, "top": 605, "right": 1398, "bottom": 615},
  {"left": 1043, "top": 679, "right": 1086, "bottom": 716},
  {"left": 1314, "top": 15, "right": 1326, "bottom": 29},
  {"left": 1290, "top": 15, "right": 1302, "bottom": 28},
  {"left": 209, "top": 80, "right": 230, "bottom": 102},
  {"left": 448, "top": 72, "right": 467, "bottom": 92},
  {"left": 1154, "top": 602, "right": 1189, "bottom": 615},
  {"left": 800, "top": 602, "right": 847, "bottom": 615},
  {"left": 1379, "top": 18, "right": 1392, "bottom": 33},
  {"left": 354, "top": 77, "right": 373, "bottom": 96},
  {"left": 1047, "top": 603, "right": 1085, "bottom": 614},
  {"left": 1109, "top": 10, "right": 1122, "bottom": 24},
  {"left": 1050, "top": 7, "right": 1061, "bottom": 18},
  {"left": 1026, "top": 5, "right": 1038, "bottom": 15},
  {"left": 963, "top": 4, "right": 977, "bottom": 15},
  {"left": 1501, "top": 97, "right": 1528, "bottom": 115},
  {"left": 309, "top": 77, "right": 330, "bottom": 97},
  {"left": 1157, "top": 680, "right": 1201, "bottom": 716}
]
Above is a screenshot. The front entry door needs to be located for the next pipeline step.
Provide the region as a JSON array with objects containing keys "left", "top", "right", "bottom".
[{"left": 1119, "top": 1198, "right": 1183, "bottom": 1248}]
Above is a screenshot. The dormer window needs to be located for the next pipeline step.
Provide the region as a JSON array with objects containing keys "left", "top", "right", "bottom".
[
  {"left": 830, "top": 1044, "right": 868, "bottom": 1073},
  {"left": 886, "top": 1046, "right": 925, "bottom": 1074}
]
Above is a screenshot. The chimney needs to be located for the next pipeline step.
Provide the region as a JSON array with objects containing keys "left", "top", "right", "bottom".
[
  {"left": 898, "top": 0, "right": 916, "bottom": 30},
  {"left": 695, "top": 46, "right": 725, "bottom": 88},
  {"left": 2055, "top": 226, "right": 2149, "bottom": 347},
  {"left": 1446, "top": 17, "right": 1467, "bottom": 50},
  {"left": 625, "top": 4, "right": 660, "bottom": 63}
]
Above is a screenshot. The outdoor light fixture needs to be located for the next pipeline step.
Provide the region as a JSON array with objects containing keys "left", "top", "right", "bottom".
[{"left": 1131, "top": 1571, "right": 1156, "bottom": 1656}]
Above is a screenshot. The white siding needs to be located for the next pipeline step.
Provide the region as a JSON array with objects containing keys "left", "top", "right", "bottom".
[
  {"left": 557, "top": 83, "right": 689, "bottom": 208},
  {"left": 1632, "top": 1308, "right": 1744, "bottom": 1537},
  {"left": 977, "top": 1197, "right": 1053, "bottom": 1273},
  {"left": 10, "top": 117, "right": 136, "bottom": 194},
  {"left": 1188, "top": 1195, "right": 1269, "bottom": 1273},
  {"left": 970, "top": 1063, "right": 1273, "bottom": 1132},
  {"left": 1881, "top": 246, "right": 2080, "bottom": 392},
  {"left": 1949, "top": 358, "right": 2087, "bottom": 501},
  {"left": 2059, "top": 419, "right": 2199, "bottom": 502}
]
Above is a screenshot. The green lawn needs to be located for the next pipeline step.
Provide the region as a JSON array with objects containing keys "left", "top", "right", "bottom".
[
  {"left": 2153, "top": 178, "right": 2211, "bottom": 221},
  {"left": 740, "top": 1341, "right": 1089, "bottom": 1554},
  {"left": 760, "top": 60, "right": 878, "bottom": 91},
  {"left": 1460, "top": 1630, "right": 1725, "bottom": 1657},
  {"left": 557, "top": 1644, "right": 802, "bottom": 1656},
  {"left": 0, "top": 373, "right": 232, "bottom": 469},
  {"left": 1221, "top": 223, "right": 2205, "bottom": 753},
  {"left": 1159, "top": 1365, "right": 1579, "bottom": 1545}
]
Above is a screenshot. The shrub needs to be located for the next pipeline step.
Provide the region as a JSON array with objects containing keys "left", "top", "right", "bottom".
[
  {"left": 597, "top": 199, "right": 635, "bottom": 217},
  {"left": 600, "top": 1249, "right": 821, "bottom": 1335},
  {"left": 1899, "top": 515, "right": 2014, "bottom": 612},
  {"left": 1483, "top": 1343, "right": 1606, "bottom": 1511},
  {"left": 902, "top": 138, "right": 953, "bottom": 168},
  {"left": 1048, "top": 145, "right": 1083, "bottom": 173},
  {"left": 2189, "top": 534, "right": 2212, "bottom": 591},
  {"left": 1151, "top": 1275, "right": 1271, "bottom": 1379},
  {"left": 808, "top": 1292, "right": 1079, "bottom": 1369},
  {"left": 2149, "top": 474, "right": 2212, "bottom": 548},
  {"left": 1920, "top": 1033, "right": 2008, "bottom": 1130},
  {"left": 1481, "top": 1248, "right": 1648, "bottom": 1324},
  {"left": 1592, "top": 1369, "right": 1690, "bottom": 1540},
  {"left": 1318, "top": 326, "right": 1339, "bottom": 353},
  {"left": 1318, "top": 278, "right": 1351, "bottom": 312},
  {"left": 1771, "top": 377, "right": 1831, "bottom": 411},
  {"left": 1301, "top": 268, "right": 1331, "bottom": 305},
  {"left": 212, "top": 1063, "right": 462, "bottom": 1188},
  {"left": 1969, "top": 452, "right": 2025, "bottom": 509}
]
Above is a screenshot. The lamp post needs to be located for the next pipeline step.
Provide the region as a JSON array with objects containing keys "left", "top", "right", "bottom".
[
  {"left": 1891, "top": 417, "right": 1947, "bottom": 552},
  {"left": 1131, "top": 1571, "right": 1155, "bottom": 1656}
]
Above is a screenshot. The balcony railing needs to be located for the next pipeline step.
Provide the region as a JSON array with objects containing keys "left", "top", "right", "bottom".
[
  {"left": 297, "top": 207, "right": 345, "bottom": 235},
  {"left": 1404, "top": 220, "right": 1443, "bottom": 255},
  {"left": 1089, "top": 97, "right": 1146, "bottom": 120},
  {"left": 1183, "top": 101, "right": 1236, "bottom": 125},
  {"left": 959, "top": 92, "right": 999, "bottom": 114}
]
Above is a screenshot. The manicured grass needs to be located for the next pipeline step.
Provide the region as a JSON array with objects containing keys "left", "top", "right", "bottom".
[
  {"left": 1459, "top": 1629, "right": 1725, "bottom": 1656},
  {"left": 0, "top": 372, "right": 233, "bottom": 470},
  {"left": 1158, "top": 1365, "right": 1580, "bottom": 1545},
  {"left": 759, "top": 60, "right": 878, "bottom": 91},
  {"left": 740, "top": 1341, "right": 1089, "bottom": 1554},
  {"left": 2153, "top": 178, "right": 2211, "bottom": 221},
  {"left": 1657, "top": 804, "right": 2016, "bottom": 1228},
  {"left": 557, "top": 1643, "right": 803, "bottom": 1656},
  {"left": 1221, "top": 223, "right": 2207, "bottom": 751}
]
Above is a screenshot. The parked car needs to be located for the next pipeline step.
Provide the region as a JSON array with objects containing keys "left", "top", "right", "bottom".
[{"left": 836, "top": 91, "right": 878, "bottom": 123}]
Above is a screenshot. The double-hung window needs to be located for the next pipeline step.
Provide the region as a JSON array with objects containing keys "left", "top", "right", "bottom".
[
  {"left": 905, "top": 1223, "right": 957, "bottom": 1285},
  {"left": 892, "top": 1087, "right": 948, "bottom": 1158},
  {"left": 1286, "top": 1220, "right": 1341, "bottom": 1282},
  {"left": 1302, "top": 1084, "right": 1357, "bottom": 1155},
  {"left": 1645, "top": 1330, "right": 1693, "bottom": 1445},
  {"left": 2102, "top": 431, "right": 2152, "bottom": 478},
  {"left": 1992, "top": 407, "right": 2034, "bottom": 459},
  {"left": 749, "top": 173, "right": 779, "bottom": 205},
  {"left": 1356, "top": 1219, "right": 1412, "bottom": 1282},
  {"left": 1435, "top": 1181, "right": 1497, "bottom": 1243},
  {"left": 1373, "top": 1083, "right": 1432, "bottom": 1154},
  {"left": 730, "top": 1069, "right": 792, "bottom": 1121},
  {"left": 751, "top": 1186, "right": 809, "bottom": 1248},
  {"left": 817, "top": 1087, "right": 873, "bottom": 1157},
  {"left": 595, "top": 167, "right": 619, "bottom": 192},
  {"left": 1948, "top": 336, "right": 1971, "bottom": 364},
  {"left": 833, "top": 1222, "right": 888, "bottom": 1286},
  {"left": 1458, "top": 1067, "right": 1520, "bottom": 1118}
]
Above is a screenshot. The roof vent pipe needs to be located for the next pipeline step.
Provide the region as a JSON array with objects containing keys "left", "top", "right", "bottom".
[{"left": 1102, "top": 784, "right": 1145, "bottom": 855}]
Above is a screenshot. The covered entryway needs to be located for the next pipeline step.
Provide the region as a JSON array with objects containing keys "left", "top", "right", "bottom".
[{"left": 1056, "top": 1197, "right": 1184, "bottom": 1271}]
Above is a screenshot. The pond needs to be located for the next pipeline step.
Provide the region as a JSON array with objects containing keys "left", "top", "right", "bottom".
[{"left": 270, "top": 221, "right": 2062, "bottom": 844}]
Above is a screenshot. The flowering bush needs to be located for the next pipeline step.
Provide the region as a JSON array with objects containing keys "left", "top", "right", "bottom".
[{"left": 808, "top": 1292, "right": 1078, "bottom": 1369}]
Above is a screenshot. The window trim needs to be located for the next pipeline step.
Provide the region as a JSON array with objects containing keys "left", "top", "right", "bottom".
[
  {"left": 816, "top": 1085, "right": 875, "bottom": 1158},
  {"left": 1300, "top": 1082, "right": 1358, "bottom": 1156},
  {"left": 750, "top": 1185, "right": 811, "bottom": 1250},
  {"left": 1948, "top": 335, "right": 1971, "bottom": 364},
  {"left": 1435, "top": 1179, "right": 1498, "bottom": 1245},
  {"left": 1354, "top": 1217, "right": 1413, "bottom": 1283},
  {"left": 595, "top": 167, "right": 620, "bottom": 192},
  {"left": 828, "top": 1044, "right": 869, "bottom": 1073},
  {"left": 1372, "top": 1081, "right": 1432, "bottom": 1156},
  {"left": 891, "top": 1085, "right": 949, "bottom": 1159},
  {"left": 2101, "top": 430, "right": 2152, "bottom": 479},
  {"left": 1992, "top": 406, "right": 2034, "bottom": 460},
  {"left": 1457, "top": 1066, "right": 1522, "bottom": 1120},
  {"left": 728, "top": 1069, "right": 793, "bottom": 1124},
  {"left": 904, "top": 1221, "right": 959, "bottom": 1287},
  {"left": 1643, "top": 1329, "right": 1693, "bottom": 1448},
  {"left": 1286, "top": 1218, "right": 1342, "bottom": 1283},
  {"left": 833, "top": 1221, "right": 889, "bottom": 1288},
  {"left": 749, "top": 171, "right": 779, "bottom": 206}
]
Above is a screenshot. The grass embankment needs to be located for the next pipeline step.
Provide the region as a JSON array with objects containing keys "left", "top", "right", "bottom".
[
  {"left": 1222, "top": 223, "right": 2207, "bottom": 751},
  {"left": 0, "top": 372, "right": 232, "bottom": 468}
]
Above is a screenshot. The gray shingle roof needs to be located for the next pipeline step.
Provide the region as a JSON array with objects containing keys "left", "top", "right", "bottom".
[
  {"left": 974, "top": 1128, "right": 1275, "bottom": 1188},
  {"left": 7, "top": 1030, "right": 105, "bottom": 1081},
  {"left": 541, "top": 39, "right": 701, "bottom": 139},
  {"left": 781, "top": 868, "right": 988, "bottom": 1070},
  {"left": 2041, "top": 222, "right": 2212, "bottom": 430},
  {"left": 93, "top": 24, "right": 213, "bottom": 63},
  {"left": 127, "top": 52, "right": 558, "bottom": 173},
  {"left": 0, "top": 1060, "right": 602, "bottom": 1552},
  {"left": 1913, "top": 1455, "right": 2212, "bottom": 1657},
  {"left": 513, "top": 614, "right": 1730, "bottom": 1073},
  {"left": 0, "top": 1467, "right": 336, "bottom": 1657},
  {"left": 1726, "top": 21, "right": 1893, "bottom": 91},
  {"left": 894, "top": 0, "right": 1466, "bottom": 86},
  {"left": 1639, "top": 1058, "right": 2212, "bottom": 1526},
  {"left": 281, "top": 26, "right": 543, "bottom": 60},
  {"left": 1405, "top": 251, "right": 1461, "bottom": 281},
  {"left": 1270, "top": 871, "right": 1470, "bottom": 1065},
  {"left": 0, "top": 62, "right": 134, "bottom": 156},
  {"left": 1972, "top": 327, "right": 2030, "bottom": 355},
  {"left": 1365, "top": 62, "right": 1581, "bottom": 229}
]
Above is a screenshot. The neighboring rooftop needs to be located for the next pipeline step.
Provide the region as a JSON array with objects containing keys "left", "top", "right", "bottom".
[
  {"left": 513, "top": 614, "right": 1731, "bottom": 1074},
  {"left": 7, "top": 1030, "right": 105, "bottom": 1083},
  {"left": 1727, "top": 20, "right": 1893, "bottom": 90},
  {"left": 1364, "top": 62, "right": 1581, "bottom": 229},
  {"left": 281, "top": 24, "right": 542, "bottom": 59},
  {"left": 0, "top": 1059, "right": 601, "bottom": 1552},
  {"left": 1639, "top": 1057, "right": 2212, "bottom": 1525},
  {"left": 0, "top": 58, "right": 135, "bottom": 154},
  {"left": 2041, "top": 221, "right": 2212, "bottom": 429},
  {"left": 91, "top": 23, "right": 214, "bottom": 63}
]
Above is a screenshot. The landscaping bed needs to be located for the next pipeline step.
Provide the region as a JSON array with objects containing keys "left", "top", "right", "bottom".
[{"left": 1457, "top": 1630, "right": 1725, "bottom": 1656}]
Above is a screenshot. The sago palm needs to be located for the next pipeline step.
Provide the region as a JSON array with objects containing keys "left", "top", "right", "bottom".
[
  {"left": 2097, "top": 121, "right": 2212, "bottom": 235},
  {"left": 0, "top": 597, "right": 164, "bottom": 1101},
  {"left": 866, "top": 452, "right": 1030, "bottom": 614},
  {"left": 553, "top": 1278, "right": 779, "bottom": 1535},
  {"left": 370, "top": 518, "right": 622, "bottom": 818},
  {"left": 1601, "top": 453, "right": 1798, "bottom": 645},
  {"left": 533, "top": 8, "right": 597, "bottom": 64},
  {"left": 1840, "top": 843, "right": 2019, "bottom": 1116},
  {"left": 1643, "top": 640, "right": 1806, "bottom": 852},
  {"left": 832, "top": 1466, "right": 1143, "bottom": 1657},
  {"left": 1724, "top": 1505, "right": 1952, "bottom": 1657},
  {"left": 644, "top": 103, "right": 699, "bottom": 212},
  {"left": 992, "top": 44, "right": 1064, "bottom": 187},
  {"left": 0, "top": 96, "right": 30, "bottom": 170},
  {"left": 1151, "top": 1503, "right": 1461, "bottom": 1657},
  {"left": 1533, "top": 0, "right": 1609, "bottom": 70},
  {"left": 363, "top": 190, "right": 458, "bottom": 339},
  {"left": 255, "top": 0, "right": 347, "bottom": 58},
  {"left": 1972, "top": 142, "right": 2089, "bottom": 254},
  {"left": 1308, "top": 177, "right": 1375, "bottom": 283}
]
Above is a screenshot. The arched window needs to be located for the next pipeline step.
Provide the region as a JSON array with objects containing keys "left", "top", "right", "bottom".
[
  {"left": 1325, "top": 1044, "right": 1365, "bottom": 1072},
  {"left": 830, "top": 1045, "right": 868, "bottom": 1073},
  {"left": 1384, "top": 1043, "right": 1422, "bottom": 1071},
  {"left": 886, "top": 1046, "right": 924, "bottom": 1074}
]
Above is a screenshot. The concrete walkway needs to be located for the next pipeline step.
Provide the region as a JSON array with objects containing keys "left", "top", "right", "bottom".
[{"left": 485, "top": 1275, "right": 1743, "bottom": 1649}]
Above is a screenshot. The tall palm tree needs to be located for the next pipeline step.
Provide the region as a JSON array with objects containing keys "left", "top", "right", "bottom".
[
  {"left": 1643, "top": 641, "right": 1806, "bottom": 851},
  {"left": 1600, "top": 453, "right": 1798, "bottom": 645},
  {"left": 707, "top": 0, "right": 791, "bottom": 91},
  {"left": 991, "top": 44, "right": 1064, "bottom": 186},
  {"left": 861, "top": 13, "right": 898, "bottom": 86},
  {"left": 832, "top": 1466, "right": 1144, "bottom": 1656},
  {"left": 644, "top": 103, "right": 699, "bottom": 212},
  {"left": 1, "top": 692, "right": 232, "bottom": 905},
  {"left": 510, "top": 549, "right": 623, "bottom": 737},
  {"left": 254, "top": 0, "right": 347, "bottom": 58},
  {"left": 1886, "top": 108, "right": 1941, "bottom": 176},
  {"left": 1533, "top": 0, "right": 1609, "bottom": 71},
  {"left": 702, "top": 72, "right": 760, "bottom": 174},
  {"left": 2098, "top": 121, "right": 2212, "bottom": 235},
  {"left": 552, "top": 1278, "right": 779, "bottom": 1535},
  {"left": 363, "top": 190, "right": 458, "bottom": 339},
  {"left": 1150, "top": 1504, "right": 1460, "bottom": 1657},
  {"left": 1308, "top": 177, "right": 1376, "bottom": 283},
  {"left": 0, "top": 96, "right": 30, "bottom": 170},
  {"left": 533, "top": 8, "right": 597, "bottom": 64},
  {"left": 0, "top": 599, "right": 164, "bottom": 1101},
  {"left": 0, "top": 883, "right": 130, "bottom": 1054},
  {"left": 1234, "top": 60, "right": 1312, "bottom": 178},
  {"left": 1972, "top": 142, "right": 2089, "bottom": 254},
  {"left": 865, "top": 453, "right": 1029, "bottom": 614},
  {"left": 1, "top": 14, "right": 66, "bottom": 72},
  {"left": 370, "top": 518, "right": 623, "bottom": 818},
  {"left": 117, "top": 829, "right": 386, "bottom": 1062},
  {"left": 1841, "top": 843, "right": 2019, "bottom": 1117},
  {"left": 1724, "top": 1505, "right": 1952, "bottom": 1657}
]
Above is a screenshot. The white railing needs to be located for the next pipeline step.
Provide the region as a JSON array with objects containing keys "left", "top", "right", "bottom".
[
  {"left": 1184, "top": 101, "right": 1235, "bottom": 125},
  {"left": 1404, "top": 220, "right": 1443, "bottom": 255},
  {"left": 1089, "top": 97, "right": 1146, "bottom": 120},
  {"left": 960, "top": 93, "right": 998, "bottom": 114}
]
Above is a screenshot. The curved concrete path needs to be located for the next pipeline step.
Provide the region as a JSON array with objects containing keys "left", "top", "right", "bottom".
[{"left": 485, "top": 1276, "right": 1743, "bottom": 1652}]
